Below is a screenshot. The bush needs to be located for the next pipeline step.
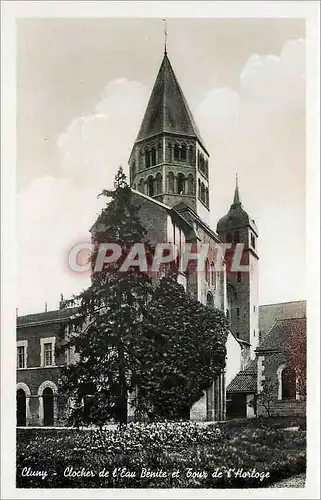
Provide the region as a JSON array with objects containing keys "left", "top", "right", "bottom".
[{"left": 17, "top": 418, "right": 306, "bottom": 488}]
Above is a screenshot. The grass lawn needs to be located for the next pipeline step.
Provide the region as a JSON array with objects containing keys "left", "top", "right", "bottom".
[{"left": 17, "top": 416, "right": 306, "bottom": 488}]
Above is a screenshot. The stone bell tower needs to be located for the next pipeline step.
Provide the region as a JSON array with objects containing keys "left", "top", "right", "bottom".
[
  {"left": 217, "top": 177, "right": 259, "bottom": 359},
  {"left": 129, "top": 49, "right": 211, "bottom": 224}
]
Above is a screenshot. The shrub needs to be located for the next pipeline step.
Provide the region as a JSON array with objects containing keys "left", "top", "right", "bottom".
[{"left": 17, "top": 418, "right": 306, "bottom": 488}]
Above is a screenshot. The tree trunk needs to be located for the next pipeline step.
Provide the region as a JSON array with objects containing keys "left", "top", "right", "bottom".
[{"left": 118, "top": 342, "right": 127, "bottom": 424}]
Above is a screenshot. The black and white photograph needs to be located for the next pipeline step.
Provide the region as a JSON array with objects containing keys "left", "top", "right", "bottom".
[{"left": 1, "top": 1, "right": 320, "bottom": 498}]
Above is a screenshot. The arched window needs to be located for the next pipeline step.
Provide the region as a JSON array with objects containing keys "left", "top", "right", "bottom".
[
  {"left": 211, "top": 264, "right": 216, "bottom": 289},
  {"left": 168, "top": 172, "right": 174, "bottom": 193},
  {"left": 198, "top": 179, "right": 201, "bottom": 198},
  {"left": 187, "top": 174, "right": 194, "bottom": 195},
  {"left": 206, "top": 292, "right": 214, "bottom": 308},
  {"left": 201, "top": 183, "right": 206, "bottom": 203},
  {"left": 174, "top": 144, "right": 180, "bottom": 160},
  {"left": 281, "top": 367, "right": 297, "bottom": 400},
  {"left": 205, "top": 258, "right": 210, "bottom": 283},
  {"left": 43, "top": 387, "right": 54, "bottom": 426},
  {"left": 151, "top": 147, "right": 157, "bottom": 166},
  {"left": 177, "top": 173, "right": 185, "bottom": 194},
  {"left": 38, "top": 380, "right": 58, "bottom": 426},
  {"left": 156, "top": 172, "right": 162, "bottom": 195},
  {"left": 181, "top": 145, "right": 187, "bottom": 161},
  {"left": 188, "top": 146, "right": 194, "bottom": 165},
  {"left": 205, "top": 187, "right": 209, "bottom": 207},
  {"left": 205, "top": 160, "right": 209, "bottom": 178},
  {"left": 147, "top": 176, "right": 155, "bottom": 197},
  {"left": 138, "top": 178, "right": 144, "bottom": 193},
  {"left": 145, "top": 150, "right": 151, "bottom": 168},
  {"left": 234, "top": 231, "right": 240, "bottom": 244},
  {"left": 199, "top": 154, "right": 206, "bottom": 175},
  {"left": 17, "top": 389, "right": 26, "bottom": 426}
]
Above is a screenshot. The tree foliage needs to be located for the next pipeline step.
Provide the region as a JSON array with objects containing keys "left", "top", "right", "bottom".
[
  {"left": 58, "top": 167, "right": 154, "bottom": 426},
  {"left": 250, "top": 376, "right": 278, "bottom": 418},
  {"left": 134, "top": 276, "right": 229, "bottom": 421},
  {"left": 285, "top": 318, "right": 306, "bottom": 399},
  {"left": 58, "top": 167, "right": 229, "bottom": 425}
]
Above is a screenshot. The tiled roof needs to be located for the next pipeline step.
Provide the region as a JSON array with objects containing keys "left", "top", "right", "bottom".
[
  {"left": 226, "top": 360, "right": 257, "bottom": 393},
  {"left": 259, "top": 300, "right": 306, "bottom": 341},
  {"left": 17, "top": 307, "right": 78, "bottom": 327},
  {"left": 256, "top": 316, "right": 306, "bottom": 352},
  {"left": 135, "top": 53, "right": 206, "bottom": 150}
]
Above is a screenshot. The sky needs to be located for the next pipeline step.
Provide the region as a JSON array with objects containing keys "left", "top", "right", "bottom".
[{"left": 17, "top": 18, "right": 306, "bottom": 315}]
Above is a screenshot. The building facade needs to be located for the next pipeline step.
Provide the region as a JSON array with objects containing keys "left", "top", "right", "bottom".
[{"left": 16, "top": 50, "right": 305, "bottom": 427}]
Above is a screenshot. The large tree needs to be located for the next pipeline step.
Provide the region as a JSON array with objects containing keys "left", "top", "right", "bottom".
[
  {"left": 59, "top": 167, "right": 229, "bottom": 425},
  {"left": 58, "top": 167, "right": 154, "bottom": 425},
  {"left": 285, "top": 317, "right": 306, "bottom": 399},
  {"left": 134, "top": 276, "right": 229, "bottom": 421}
]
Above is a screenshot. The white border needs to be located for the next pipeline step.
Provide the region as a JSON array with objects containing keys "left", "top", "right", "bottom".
[{"left": 1, "top": 1, "right": 320, "bottom": 499}]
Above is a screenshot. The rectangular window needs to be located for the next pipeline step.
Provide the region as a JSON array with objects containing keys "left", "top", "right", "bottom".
[
  {"left": 40, "top": 337, "right": 56, "bottom": 367},
  {"left": 236, "top": 307, "right": 240, "bottom": 318},
  {"left": 44, "top": 343, "right": 53, "bottom": 367},
  {"left": 17, "top": 345, "right": 26, "bottom": 369},
  {"left": 251, "top": 234, "right": 255, "bottom": 249}
]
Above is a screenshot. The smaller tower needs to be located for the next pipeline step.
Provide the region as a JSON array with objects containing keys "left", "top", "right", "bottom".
[{"left": 217, "top": 176, "right": 259, "bottom": 358}]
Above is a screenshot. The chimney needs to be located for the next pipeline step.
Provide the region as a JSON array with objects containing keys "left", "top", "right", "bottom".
[
  {"left": 59, "top": 293, "right": 65, "bottom": 310},
  {"left": 16, "top": 308, "right": 18, "bottom": 317},
  {"left": 45, "top": 302, "right": 48, "bottom": 312}
]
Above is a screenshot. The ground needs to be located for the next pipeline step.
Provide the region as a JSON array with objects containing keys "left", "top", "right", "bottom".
[
  {"left": 271, "top": 472, "right": 306, "bottom": 488},
  {"left": 17, "top": 416, "right": 306, "bottom": 489}
]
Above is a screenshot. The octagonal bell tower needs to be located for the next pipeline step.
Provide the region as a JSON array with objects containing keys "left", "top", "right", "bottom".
[{"left": 129, "top": 50, "right": 210, "bottom": 225}]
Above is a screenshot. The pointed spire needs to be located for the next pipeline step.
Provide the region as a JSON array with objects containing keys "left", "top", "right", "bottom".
[
  {"left": 134, "top": 52, "right": 206, "bottom": 151},
  {"left": 233, "top": 173, "right": 241, "bottom": 206}
]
